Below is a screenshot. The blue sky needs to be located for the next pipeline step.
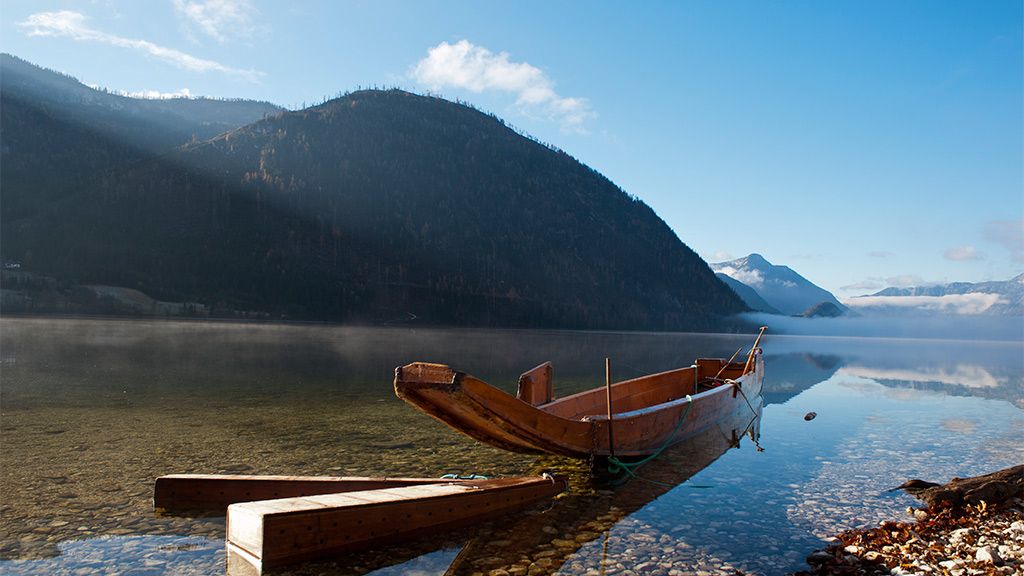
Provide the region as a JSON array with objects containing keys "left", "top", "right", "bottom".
[{"left": 2, "top": 1, "right": 1021, "bottom": 296}]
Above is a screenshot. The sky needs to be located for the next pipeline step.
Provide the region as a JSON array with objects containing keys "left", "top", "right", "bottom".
[{"left": 2, "top": 0, "right": 1022, "bottom": 297}]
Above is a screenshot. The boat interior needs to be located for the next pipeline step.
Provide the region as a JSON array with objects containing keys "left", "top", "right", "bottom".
[{"left": 518, "top": 358, "right": 749, "bottom": 420}]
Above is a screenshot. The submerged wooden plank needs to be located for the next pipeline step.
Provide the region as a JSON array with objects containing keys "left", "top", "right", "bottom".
[
  {"left": 154, "top": 474, "right": 472, "bottom": 513},
  {"left": 226, "top": 476, "right": 566, "bottom": 573}
]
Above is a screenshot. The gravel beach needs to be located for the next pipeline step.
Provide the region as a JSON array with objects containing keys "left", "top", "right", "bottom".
[{"left": 795, "top": 494, "right": 1024, "bottom": 575}]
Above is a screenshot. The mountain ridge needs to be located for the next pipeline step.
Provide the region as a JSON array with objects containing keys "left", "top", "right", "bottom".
[
  {"left": 850, "top": 274, "right": 1024, "bottom": 316},
  {"left": 1, "top": 60, "right": 748, "bottom": 330},
  {"left": 0, "top": 54, "right": 284, "bottom": 223},
  {"left": 711, "top": 253, "right": 845, "bottom": 316}
]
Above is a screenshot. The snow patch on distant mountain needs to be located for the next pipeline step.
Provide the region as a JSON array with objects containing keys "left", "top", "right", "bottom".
[
  {"left": 847, "top": 273, "right": 1023, "bottom": 316},
  {"left": 711, "top": 253, "right": 845, "bottom": 316},
  {"left": 715, "top": 266, "right": 764, "bottom": 288},
  {"left": 846, "top": 293, "right": 1003, "bottom": 315}
]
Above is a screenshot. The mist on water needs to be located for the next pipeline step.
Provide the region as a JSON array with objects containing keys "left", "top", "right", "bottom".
[{"left": 742, "top": 312, "right": 1024, "bottom": 342}]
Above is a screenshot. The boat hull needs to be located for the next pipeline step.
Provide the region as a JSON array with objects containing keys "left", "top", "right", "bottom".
[{"left": 394, "top": 350, "right": 763, "bottom": 459}]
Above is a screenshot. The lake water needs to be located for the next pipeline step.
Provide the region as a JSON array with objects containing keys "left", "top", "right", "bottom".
[{"left": 1, "top": 318, "right": 1021, "bottom": 575}]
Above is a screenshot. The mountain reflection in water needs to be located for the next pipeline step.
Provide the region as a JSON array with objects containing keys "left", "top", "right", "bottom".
[{"left": 0, "top": 319, "right": 1020, "bottom": 575}]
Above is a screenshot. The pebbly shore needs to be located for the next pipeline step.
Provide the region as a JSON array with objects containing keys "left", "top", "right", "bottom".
[{"left": 795, "top": 496, "right": 1024, "bottom": 576}]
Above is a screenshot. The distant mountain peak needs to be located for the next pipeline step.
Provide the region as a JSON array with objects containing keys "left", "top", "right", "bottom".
[
  {"left": 711, "top": 253, "right": 844, "bottom": 316},
  {"left": 744, "top": 253, "right": 771, "bottom": 267}
]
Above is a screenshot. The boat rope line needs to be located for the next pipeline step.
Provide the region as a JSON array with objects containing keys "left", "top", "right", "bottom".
[
  {"left": 622, "top": 412, "right": 763, "bottom": 489},
  {"left": 440, "top": 473, "right": 489, "bottom": 480},
  {"left": 606, "top": 396, "right": 692, "bottom": 479},
  {"left": 728, "top": 379, "right": 761, "bottom": 421}
]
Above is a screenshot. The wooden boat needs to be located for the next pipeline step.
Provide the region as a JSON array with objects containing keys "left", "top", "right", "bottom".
[
  {"left": 394, "top": 344, "right": 764, "bottom": 460},
  {"left": 223, "top": 475, "right": 567, "bottom": 572}
]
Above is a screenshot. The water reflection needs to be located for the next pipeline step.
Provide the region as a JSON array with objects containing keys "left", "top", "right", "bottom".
[
  {"left": 764, "top": 335, "right": 1023, "bottom": 408},
  {"left": 1, "top": 319, "right": 1021, "bottom": 576}
]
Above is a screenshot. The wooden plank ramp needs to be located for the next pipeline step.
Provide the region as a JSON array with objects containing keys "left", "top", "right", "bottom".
[
  {"left": 154, "top": 474, "right": 477, "bottom": 514},
  {"left": 225, "top": 476, "right": 567, "bottom": 574}
]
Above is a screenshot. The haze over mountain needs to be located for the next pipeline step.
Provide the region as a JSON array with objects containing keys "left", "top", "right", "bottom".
[
  {"left": 1, "top": 54, "right": 281, "bottom": 148},
  {"left": 1, "top": 54, "right": 282, "bottom": 223},
  {"left": 715, "top": 273, "right": 782, "bottom": 315},
  {"left": 846, "top": 274, "right": 1024, "bottom": 316},
  {"left": 711, "top": 254, "right": 846, "bottom": 316},
  {"left": 1, "top": 56, "right": 748, "bottom": 329}
]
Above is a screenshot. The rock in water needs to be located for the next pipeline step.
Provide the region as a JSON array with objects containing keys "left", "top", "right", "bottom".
[
  {"left": 901, "top": 465, "right": 1024, "bottom": 509},
  {"left": 897, "top": 478, "right": 942, "bottom": 495}
]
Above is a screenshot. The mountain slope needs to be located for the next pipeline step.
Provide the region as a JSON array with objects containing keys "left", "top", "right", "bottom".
[
  {"left": 0, "top": 54, "right": 282, "bottom": 221},
  {"left": 2, "top": 88, "right": 747, "bottom": 329},
  {"left": 711, "top": 254, "right": 845, "bottom": 315},
  {"left": 716, "top": 273, "right": 782, "bottom": 315},
  {"left": 850, "top": 274, "right": 1024, "bottom": 316},
  {"left": 0, "top": 54, "right": 281, "bottom": 148}
]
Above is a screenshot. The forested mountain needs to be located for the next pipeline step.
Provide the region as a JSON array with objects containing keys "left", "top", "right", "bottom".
[
  {"left": 3, "top": 71, "right": 746, "bottom": 328},
  {"left": 0, "top": 54, "right": 282, "bottom": 222},
  {"left": 1, "top": 54, "right": 281, "bottom": 148}
]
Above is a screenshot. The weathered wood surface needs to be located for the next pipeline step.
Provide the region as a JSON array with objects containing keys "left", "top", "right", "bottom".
[
  {"left": 394, "top": 349, "right": 763, "bottom": 459},
  {"left": 154, "top": 474, "right": 475, "bottom": 513},
  {"left": 516, "top": 361, "right": 553, "bottom": 406},
  {"left": 900, "top": 464, "right": 1024, "bottom": 509},
  {"left": 225, "top": 475, "right": 567, "bottom": 573}
]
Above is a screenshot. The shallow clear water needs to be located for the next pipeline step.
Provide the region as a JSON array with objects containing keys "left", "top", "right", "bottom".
[{"left": 1, "top": 318, "right": 1021, "bottom": 575}]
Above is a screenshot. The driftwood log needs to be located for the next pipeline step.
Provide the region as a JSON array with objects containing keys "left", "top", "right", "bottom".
[{"left": 899, "top": 464, "right": 1024, "bottom": 509}]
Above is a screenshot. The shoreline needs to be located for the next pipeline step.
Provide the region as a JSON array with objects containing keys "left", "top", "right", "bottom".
[{"left": 794, "top": 467, "right": 1024, "bottom": 575}]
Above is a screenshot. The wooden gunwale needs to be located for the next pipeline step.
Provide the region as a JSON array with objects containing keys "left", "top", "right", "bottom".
[{"left": 398, "top": 374, "right": 591, "bottom": 456}]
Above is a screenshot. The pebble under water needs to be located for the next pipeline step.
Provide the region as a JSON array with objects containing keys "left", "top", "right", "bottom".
[{"left": 1, "top": 319, "right": 1021, "bottom": 575}]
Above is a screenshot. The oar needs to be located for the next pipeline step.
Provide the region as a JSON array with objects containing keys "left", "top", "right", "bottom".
[
  {"left": 742, "top": 326, "right": 768, "bottom": 374},
  {"left": 714, "top": 346, "right": 745, "bottom": 379}
]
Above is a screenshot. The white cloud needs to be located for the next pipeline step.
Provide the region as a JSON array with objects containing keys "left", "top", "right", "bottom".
[
  {"left": 839, "top": 364, "right": 1002, "bottom": 389},
  {"left": 411, "top": 40, "right": 595, "bottom": 133},
  {"left": 839, "top": 280, "right": 883, "bottom": 293},
  {"left": 845, "top": 293, "right": 1003, "bottom": 315},
  {"left": 18, "top": 10, "right": 263, "bottom": 82},
  {"left": 707, "top": 251, "right": 734, "bottom": 262},
  {"left": 944, "top": 245, "right": 984, "bottom": 261},
  {"left": 716, "top": 266, "right": 764, "bottom": 288},
  {"left": 868, "top": 250, "right": 894, "bottom": 258},
  {"left": 984, "top": 219, "right": 1024, "bottom": 262},
  {"left": 172, "top": 0, "right": 262, "bottom": 43},
  {"left": 124, "top": 88, "right": 193, "bottom": 99}
]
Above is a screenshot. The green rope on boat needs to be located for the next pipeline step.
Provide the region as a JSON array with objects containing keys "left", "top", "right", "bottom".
[
  {"left": 440, "top": 473, "right": 489, "bottom": 480},
  {"left": 607, "top": 395, "right": 692, "bottom": 478}
]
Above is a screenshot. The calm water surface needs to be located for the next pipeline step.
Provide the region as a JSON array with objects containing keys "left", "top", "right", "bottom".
[{"left": 1, "top": 318, "right": 1021, "bottom": 575}]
